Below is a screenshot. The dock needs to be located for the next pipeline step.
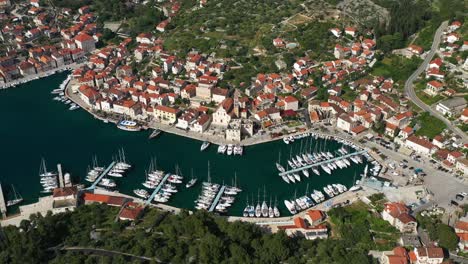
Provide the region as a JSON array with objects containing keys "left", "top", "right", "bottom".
[
  {"left": 57, "top": 164, "right": 64, "bottom": 188},
  {"left": 0, "top": 183, "right": 6, "bottom": 218},
  {"left": 208, "top": 185, "right": 226, "bottom": 212},
  {"left": 87, "top": 162, "right": 116, "bottom": 190},
  {"left": 145, "top": 173, "right": 172, "bottom": 206},
  {"left": 279, "top": 150, "right": 367, "bottom": 176}
]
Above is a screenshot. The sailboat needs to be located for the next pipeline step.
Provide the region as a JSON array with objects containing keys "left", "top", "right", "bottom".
[
  {"left": 186, "top": 169, "right": 198, "bottom": 188},
  {"left": 248, "top": 193, "right": 255, "bottom": 217},
  {"left": 276, "top": 151, "right": 285, "bottom": 172},
  {"left": 243, "top": 197, "right": 250, "bottom": 217},
  {"left": 349, "top": 172, "right": 361, "bottom": 191},
  {"left": 255, "top": 190, "right": 261, "bottom": 217},
  {"left": 39, "top": 158, "right": 57, "bottom": 177},
  {"left": 268, "top": 196, "right": 274, "bottom": 218},
  {"left": 261, "top": 187, "right": 268, "bottom": 217},
  {"left": 6, "top": 185, "right": 23, "bottom": 207},
  {"left": 273, "top": 197, "right": 280, "bottom": 217}
]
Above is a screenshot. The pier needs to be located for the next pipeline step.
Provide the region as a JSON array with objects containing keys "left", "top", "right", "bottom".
[
  {"left": 0, "top": 184, "right": 7, "bottom": 218},
  {"left": 279, "top": 150, "right": 367, "bottom": 176},
  {"left": 145, "top": 173, "right": 172, "bottom": 206},
  {"left": 208, "top": 186, "right": 226, "bottom": 212},
  {"left": 87, "top": 162, "right": 116, "bottom": 190}
]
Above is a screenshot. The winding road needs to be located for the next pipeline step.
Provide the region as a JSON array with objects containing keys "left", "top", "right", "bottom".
[{"left": 404, "top": 21, "right": 468, "bottom": 142}]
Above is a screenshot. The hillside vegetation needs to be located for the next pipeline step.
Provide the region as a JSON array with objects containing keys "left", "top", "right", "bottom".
[{"left": 0, "top": 204, "right": 376, "bottom": 264}]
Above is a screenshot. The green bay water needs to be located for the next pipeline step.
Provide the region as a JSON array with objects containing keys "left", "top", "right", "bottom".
[{"left": 0, "top": 73, "right": 367, "bottom": 216}]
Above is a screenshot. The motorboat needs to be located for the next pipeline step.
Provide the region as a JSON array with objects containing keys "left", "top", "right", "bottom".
[
  {"left": 133, "top": 189, "right": 150, "bottom": 199},
  {"left": 69, "top": 104, "right": 80, "bottom": 111},
  {"left": 99, "top": 178, "right": 116, "bottom": 188},
  {"left": 117, "top": 120, "right": 141, "bottom": 132},
  {"left": 227, "top": 144, "right": 233, "bottom": 155},
  {"left": 200, "top": 141, "right": 210, "bottom": 151},
  {"left": 217, "top": 145, "right": 227, "bottom": 154},
  {"left": 234, "top": 145, "right": 243, "bottom": 155}
]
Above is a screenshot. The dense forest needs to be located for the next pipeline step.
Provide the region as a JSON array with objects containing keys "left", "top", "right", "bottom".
[{"left": 0, "top": 204, "right": 378, "bottom": 264}]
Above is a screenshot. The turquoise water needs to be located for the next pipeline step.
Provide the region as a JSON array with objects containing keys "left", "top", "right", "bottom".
[{"left": 0, "top": 73, "right": 367, "bottom": 216}]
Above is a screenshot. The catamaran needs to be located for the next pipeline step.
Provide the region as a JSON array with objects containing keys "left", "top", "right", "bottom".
[{"left": 6, "top": 185, "right": 23, "bottom": 207}]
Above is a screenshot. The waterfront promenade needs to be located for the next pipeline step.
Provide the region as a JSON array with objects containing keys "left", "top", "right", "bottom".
[{"left": 0, "top": 62, "right": 83, "bottom": 90}]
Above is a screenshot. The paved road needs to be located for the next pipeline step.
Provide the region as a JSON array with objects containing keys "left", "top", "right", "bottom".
[{"left": 404, "top": 21, "right": 467, "bottom": 142}]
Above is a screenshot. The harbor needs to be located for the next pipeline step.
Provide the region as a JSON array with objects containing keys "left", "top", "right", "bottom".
[{"left": 0, "top": 73, "right": 376, "bottom": 218}]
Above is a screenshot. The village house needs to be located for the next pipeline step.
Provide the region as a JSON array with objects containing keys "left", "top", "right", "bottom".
[
  {"left": 154, "top": 105, "right": 180, "bottom": 124},
  {"left": 405, "top": 135, "right": 437, "bottom": 155},
  {"left": 456, "top": 158, "right": 468, "bottom": 176},
  {"left": 277, "top": 215, "right": 328, "bottom": 240},
  {"left": 118, "top": 202, "right": 144, "bottom": 221},
  {"left": 52, "top": 186, "right": 78, "bottom": 213},
  {"left": 191, "top": 114, "right": 211, "bottom": 133},
  {"left": 455, "top": 215, "right": 468, "bottom": 253},
  {"left": 382, "top": 202, "right": 417, "bottom": 233},
  {"left": 336, "top": 113, "right": 356, "bottom": 133},
  {"left": 408, "top": 247, "right": 444, "bottom": 264},
  {"left": 74, "top": 33, "right": 95, "bottom": 53},
  {"left": 424, "top": 80, "right": 444, "bottom": 97},
  {"left": 435, "top": 98, "right": 466, "bottom": 117},
  {"left": 379, "top": 247, "right": 409, "bottom": 264},
  {"left": 460, "top": 108, "right": 468, "bottom": 122},
  {"left": 82, "top": 192, "right": 127, "bottom": 207}
]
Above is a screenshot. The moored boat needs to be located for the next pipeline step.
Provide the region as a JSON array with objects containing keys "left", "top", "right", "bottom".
[{"left": 117, "top": 120, "right": 141, "bottom": 132}]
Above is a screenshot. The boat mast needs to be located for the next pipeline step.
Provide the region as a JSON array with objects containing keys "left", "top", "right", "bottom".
[
  {"left": 11, "top": 185, "right": 19, "bottom": 200},
  {"left": 207, "top": 161, "right": 211, "bottom": 183}
]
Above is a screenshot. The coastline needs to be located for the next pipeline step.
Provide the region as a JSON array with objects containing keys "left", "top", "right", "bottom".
[
  {"left": 1, "top": 184, "right": 375, "bottom": 227},
  {"left": 65, "top": 80, "right": 375, "bottom": 149},
  {"left": 0, "top": 63, "right": 84, "bottom": 90},
  {"left": 0, "top": 73, "right": 384, "bottom": 227}
]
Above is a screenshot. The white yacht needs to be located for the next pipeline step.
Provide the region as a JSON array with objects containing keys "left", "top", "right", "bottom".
[
  {"left": 99, "top": 178, "right": 116, "bottom": 188},
  {"left": 217, "top": 145, "right": 227, "bottom": 154},
  {"left": 200, "top": 141, "right": 210, "bottom": 151},
  {"left": 234, "top": 145, "right": 243, "bottom": 155},
  {"left": 227, "top": 144, "right": 233, "bottom": 155},
  {"left": 133, "top": 189, "right": 149, "bottom": 199}
]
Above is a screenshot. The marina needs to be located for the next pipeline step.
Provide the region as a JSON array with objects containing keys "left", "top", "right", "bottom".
[{"left": 0, "top": 73, "right": 374, "bottom": 216}]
